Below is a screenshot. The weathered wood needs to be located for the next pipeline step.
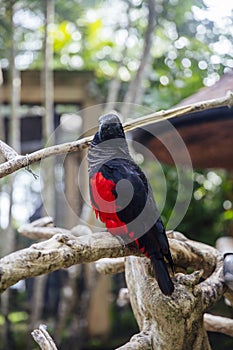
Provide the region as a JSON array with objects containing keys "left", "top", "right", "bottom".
[
  {"left": 32, "top": 324, "right": 58, "bottom": 350},
  {"left": 0, "top": 230, "right": 138, "bottom": 293},
  {"left": 204, "top": 314, "right": 233, "bottom": 337},
  {"left": 0, "top": 217, "right": 232, "bottom": 349}
]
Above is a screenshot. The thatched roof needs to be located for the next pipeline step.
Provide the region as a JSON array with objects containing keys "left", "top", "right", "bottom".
[{"left": 133, "top": 71, "right": 233, "bottom": 170}]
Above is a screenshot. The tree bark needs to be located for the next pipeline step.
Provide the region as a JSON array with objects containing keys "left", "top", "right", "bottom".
[
  {"left": 0, "top": 217, "right": 232, "bottom": 349},
  {"left": 124, "top": 257, "right": 211, "bottom": 350}
]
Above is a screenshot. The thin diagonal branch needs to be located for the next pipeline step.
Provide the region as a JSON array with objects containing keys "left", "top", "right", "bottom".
[
  {"left": 0, "top": 140, "right": 19, "bottom": 161},
  {"left": 0, "top": 92, "right": 232, "bottom": 178},
  {"left": 0, "top": 136, "right": 92, "bottom": 178}
]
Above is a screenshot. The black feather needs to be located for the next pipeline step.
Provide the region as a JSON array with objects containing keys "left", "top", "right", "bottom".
[{"left": 88, "top": 113, "right": 175, "bottom": 295}]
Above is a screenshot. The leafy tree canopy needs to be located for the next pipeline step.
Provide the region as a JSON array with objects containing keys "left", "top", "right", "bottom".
[{"left": 0, "top": 0, "right": 233, "bottom": 108}]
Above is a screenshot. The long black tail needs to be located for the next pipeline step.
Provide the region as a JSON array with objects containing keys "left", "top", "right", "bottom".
[{"left": 150, "top": 254, "right": 174, "bottom": 296}]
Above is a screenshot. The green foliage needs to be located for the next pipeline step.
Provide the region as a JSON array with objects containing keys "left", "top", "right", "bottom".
[
  {"left": 1, "top": 0, "right": 232, "bottom": 108},
  {"left": 146, "top": 161, "right": 232, "bottom": 246},
  {"left": 8, "top": 311, "right": 28, "bottom": 323}
]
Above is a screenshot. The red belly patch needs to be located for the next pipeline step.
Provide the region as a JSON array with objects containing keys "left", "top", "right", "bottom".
[{"left": 90, "top": 172, "right": 128, "bottom": 236}]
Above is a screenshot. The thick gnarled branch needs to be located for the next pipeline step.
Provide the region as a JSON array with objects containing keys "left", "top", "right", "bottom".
[
  {"left": 0, "top": 219, "right": 226, "bottom": 296},
  {"left": 1, "top": 218, "right": 233, "bottom": 349},
  {"left": 0, "top": 231, "right": 138, "bottom": 293}
]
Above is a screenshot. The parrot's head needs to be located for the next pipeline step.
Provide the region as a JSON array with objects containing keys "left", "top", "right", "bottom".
[{"left": 98, "top": 113, "right": 125, "bottom": 141}]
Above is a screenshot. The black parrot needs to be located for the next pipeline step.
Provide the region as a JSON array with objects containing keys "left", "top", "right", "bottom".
[{"left": 87, "top": 113, "right": 174, "bottom": 295}]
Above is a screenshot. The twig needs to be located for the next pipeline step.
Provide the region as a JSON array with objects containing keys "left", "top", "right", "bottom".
[
  {"left": 0, "top": 136, "right": 92, "bottom": 178},
  {"left": 0, "top": 92, "right": 232, "bottom": 178},
  {"left": 31, "top": 324, "right": 58, "bottom": 350},
  {"left": 28, "top": 216, "right": 54, "bottom": 227},
  {"left": 0, "top": 140, "right": 38, "bottom": 178},
  {"left": 123, "top": 90, "right": 233, "bottom": 132}
]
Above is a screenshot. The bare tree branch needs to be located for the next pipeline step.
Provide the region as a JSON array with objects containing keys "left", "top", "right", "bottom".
[
  {"left": 0, "top": 136, "right": 92, "bottom": 178},
  {"left": 168, "top": 231, "right": 218, "bottom": 278},
  {"left": 31, "top": 324, "right": 58, "bottom": 350},
  {"left": 116, "top": 331, "right": 152, "bottom": 350},
  {"left": 0, "top": 140, "right": 18, "bottom": 161},
  {"left": 0, "top": 218, "right": 229, "bottom": 302},
  {"left": 18, "top": 217, "right": 70, "bottom": 239},
  {"left": 96, "top": 257, "right": 125, "bottom": 274},
  {"left": 204, "top": 314, "right": 233, "bottom": 337},
  {"left": 0, "top": 92, "right": 232, "bottom": 179},
  {"left": 0, "top": 230, "right": 138, "bottom": 293},
  {"left": 1, "top": 217, "right": 233, "bottom": 348},
  {"left": 123, "top": 90, "right": 233, "bottom": 133}
]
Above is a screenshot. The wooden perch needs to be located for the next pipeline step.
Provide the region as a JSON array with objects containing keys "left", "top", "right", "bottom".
[
  {"left": 0, "top": 230, "right": 138, "bottom": 293},
  {"left": 0, "top": 219, "right": 224, "bottom": 293},
  {"left": 0, "top": 218, "right": 232, "bottom": 349},
  {"left": 0, "top": 92, "right": 232, "bottom": 178}
]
